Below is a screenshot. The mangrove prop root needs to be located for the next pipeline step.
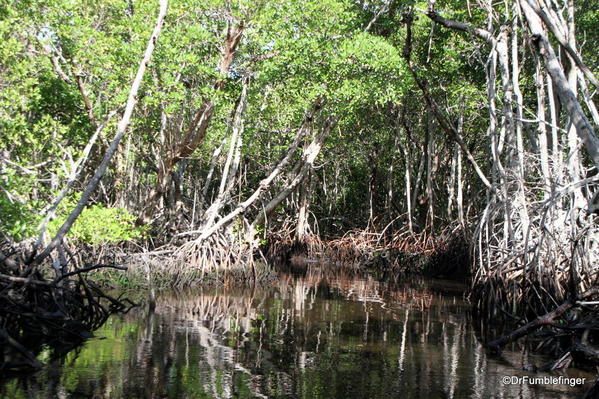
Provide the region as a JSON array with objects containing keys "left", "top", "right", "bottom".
[
  {"left": 572, "top": 340, "right": 599, "bottom": 365},
  {"left": 263, "top": 224, "right": 465, "bottom": 278},
  {"left": 488, "top": 299, "right": 575, "bottom": 353},
  {"left": 0, "top": 244, "right": 134, "bottom": 372},
  {"left": 0, "top": 329, "right": 43, "bottom": 370},
  {"left": 488, "top": 287, "right": 599, "bottom": 354}
]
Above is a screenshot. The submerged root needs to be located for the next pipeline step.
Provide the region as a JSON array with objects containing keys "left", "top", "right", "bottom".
[
  {"left": 470, "top": 189, "right": 599, "bottom": 371},
  {"left": 0, "top": 241, "right": 134, "bottom": 373}
]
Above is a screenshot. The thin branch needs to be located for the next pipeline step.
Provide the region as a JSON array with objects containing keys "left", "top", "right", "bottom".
[{"left": 31, "top": 0, "right": 169, "bottom": 268}]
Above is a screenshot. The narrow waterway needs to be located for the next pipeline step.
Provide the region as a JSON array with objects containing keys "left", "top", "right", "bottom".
[{"left": 1, "top": 267, "right": 593, "bottom": 398}]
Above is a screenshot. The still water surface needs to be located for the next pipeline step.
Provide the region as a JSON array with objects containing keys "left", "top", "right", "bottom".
[{"left": 1, "top": 268, "right": 593, "bottom": 398}]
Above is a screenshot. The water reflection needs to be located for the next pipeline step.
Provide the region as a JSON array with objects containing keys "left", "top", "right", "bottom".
[{"left": 1, "top": 268, "right": 593, "bottom": 398}]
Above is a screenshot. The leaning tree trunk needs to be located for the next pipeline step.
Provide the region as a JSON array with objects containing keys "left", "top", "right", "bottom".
[
  {"left": 199, "top": 79, "right": 249, "bottom": 231},
  {"left": 295, "top": 170, "right": 312, "bottom": 241},
  {"left": 31, "top": 0, "right": 169, "bottom": 269},
  {"left": 520, "top": 0, "right": 599, "bottom": 172},
  {"left": 176, "top": 100, "right": 326, "bottom": 242},
  {"left": 252, "top": 118, "right": 336, "bottom": 229}
]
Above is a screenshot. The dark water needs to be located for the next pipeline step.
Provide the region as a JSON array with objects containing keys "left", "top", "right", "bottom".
[{"left": 1, "top": 269, "right": 594, "bottom": 398}]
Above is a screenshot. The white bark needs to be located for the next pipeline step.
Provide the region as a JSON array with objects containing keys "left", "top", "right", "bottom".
[
  {"left": 547, "top": 71, "right": 561, "bottom": 176},
  {"left": 456, "top": 144, "right": 464, "bottom": 227},
  {"left": 397, "top": 138, "right": 414, "bottom": 233},
  {"left": 253, "top": 120, "right": 335, "bottom": 228},
  {"left": 526, "top": 0, "right": 598, "bottom": 87},
  {"left": 521, "top": 0, "right": 599, "bottom": 171},
  {"left": 425, "top": 117, "right": 434, "bottom": 229},
  {"left": 447, "top": 143, "right": 457, "bottom": 219},
  {"left": 35, "top": 108, "right": 120, "bottom": 247},
  {"left": 199, "top": 136, "right": 227, "bottom": 209},
  {"left": 578, "top": 72, "right": 599, "bottom": 126},
  {"left": 535, "top": 57, "right": 551, "bottom": 196},
  {"left": 179, "top": 102, "right": 324, "bottom": 240},
  {"left": 200, "top": 80, "right": 248, "bottom": 229},
  {"left": 508, "top": 10, "right": 530, "bottom": 237},
  {"left": 32, "top": 0, "right": 169, "bottom": 266}
]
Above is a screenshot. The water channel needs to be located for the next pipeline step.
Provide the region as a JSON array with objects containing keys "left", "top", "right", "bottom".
[{"left": 1, "top": 267, "right": 593, "bottom": 398}]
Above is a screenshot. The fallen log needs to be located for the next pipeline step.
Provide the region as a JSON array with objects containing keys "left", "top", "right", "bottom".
[
  {"left": 488, "top": 299, "right": 575, "bottom": 353},
  {"left": 488, "top": 287, "right": 599, "bottom": 354}
]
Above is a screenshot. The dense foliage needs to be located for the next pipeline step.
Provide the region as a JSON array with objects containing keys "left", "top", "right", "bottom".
[{"left": 2, "top": 0, "right": 599, "bottom": 303}]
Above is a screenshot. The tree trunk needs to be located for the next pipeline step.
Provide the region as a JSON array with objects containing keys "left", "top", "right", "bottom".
[
  {"left": 425, "top": 114, "right": 434, "bottom": 230},
  {"left": 198, "top": 137, "right": 227, "bottom": 212},
  {"left": 535, "top": 57, "right": 551, "bottom": 196},
  {"left": 295, "top": 171, "right": 311, "bottom": 241},
  {"left": 140, "top": 22, "right": 244, "bottom": 222},
  {"left": 252, "top": 119, "right": 336, "bottom": 229},
  {"left": 32, "top": 0, "right": 169, "bottom": 267},
  {"left": 456, "top": 143, "right": 464, "bottom": 228},
  {"left": 200, "top": 79, "right": 248, "bottom": 230},
  {"left": 520, "top": 0, "right": 599, "bottom": 172},
  {"left": 179, "top": 101, "right": 325, "bottom": 241}
]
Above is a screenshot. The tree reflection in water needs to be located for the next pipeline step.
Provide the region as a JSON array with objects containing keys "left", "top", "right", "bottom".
[{"left": 1, "top": 268, "right": 593, "bottom": 398}]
